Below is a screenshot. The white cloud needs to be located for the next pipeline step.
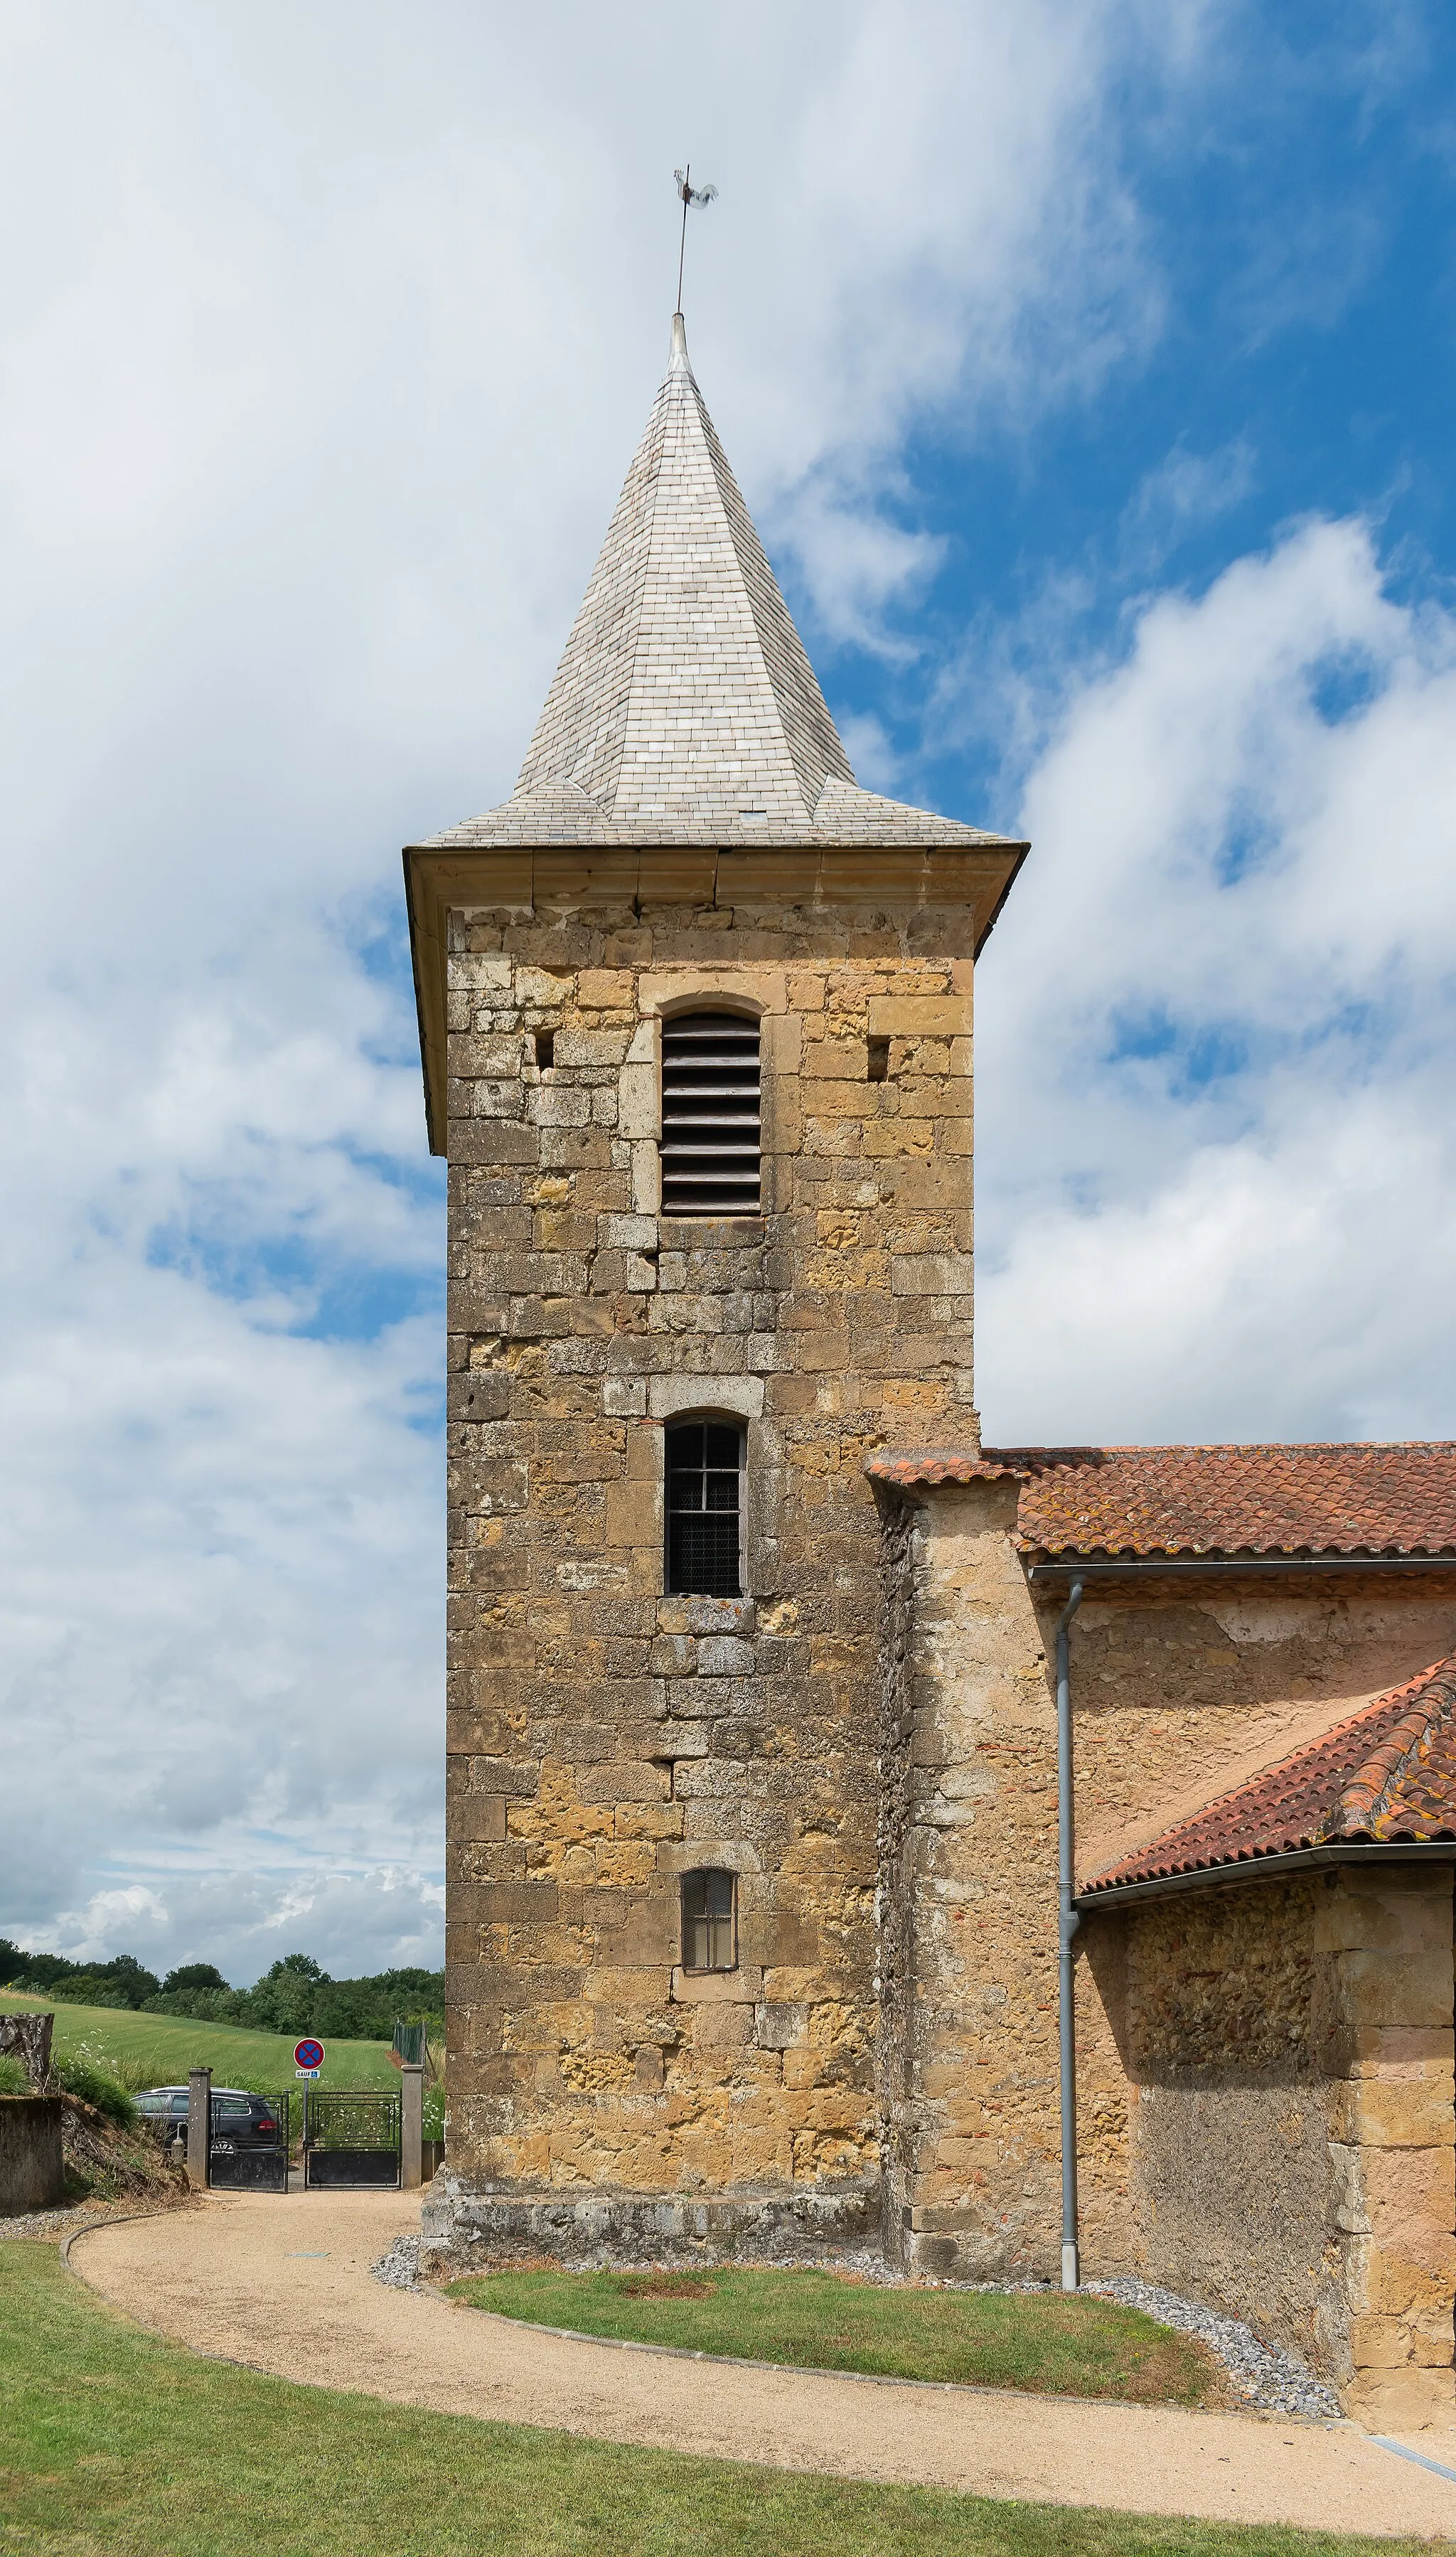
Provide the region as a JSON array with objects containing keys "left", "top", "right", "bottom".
[
  {"left": 43, "top": 1871, "right": 446, "bottom": 1987},
  {"left": 0, "top": 1, "right": 1212, "bottom": 1967},
  {"left": 975, "top": 516, "right": 1456, "bottom": 1443},
  {"left": 1118, "top": 437, "right": 1258, "bottom": 572},
  {"left": 3, "top": 6, "right": 1433, "bottom": 1973}
]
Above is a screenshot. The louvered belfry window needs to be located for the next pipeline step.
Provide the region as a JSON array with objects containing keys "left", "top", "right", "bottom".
[
  {"left": 660, "top": 1012, "right": 761, "bottom": 1217},
  {"left": 666, "top": 1420, "right": 743, "bottom": 1598}
]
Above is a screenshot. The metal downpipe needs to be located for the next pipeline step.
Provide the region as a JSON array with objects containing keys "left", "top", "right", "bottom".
[{"left": 1056, "top": 1578, "right": 1085, "bottom": 2291}]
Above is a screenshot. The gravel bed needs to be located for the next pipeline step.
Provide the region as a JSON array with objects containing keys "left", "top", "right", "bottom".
[
  {"left": 373, "top": 2233, "right": 424, "bottom": 2289},
  {"left": 0, "top": 2203, "right": 117, "bottom": 2243},
  {"left": 371, "top": 2237, "right": 1339, "bottom": 2419},
  {"left": 1083, "top": 2275, "right": 1341, "bottom": 2421}
]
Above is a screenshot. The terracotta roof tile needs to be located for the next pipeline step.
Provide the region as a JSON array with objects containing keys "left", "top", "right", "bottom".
[
  {"left": 864, "top": 1442, "right": 1456, "bottom": 1559},
  {"left": 1081, "top": 1656, "right": 1456, "bottom": 1894}
]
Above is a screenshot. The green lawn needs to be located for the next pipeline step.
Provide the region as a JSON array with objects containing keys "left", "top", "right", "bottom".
[
  {"left": 445, "top": 2265, "right": 1227, "bottom": 2406},
  {"left": 0, "top": 2243, "right": 1435, "bottom": 2557},
  {"left": 0, "top": 1987, "right": 398, "bottom": 2094}
]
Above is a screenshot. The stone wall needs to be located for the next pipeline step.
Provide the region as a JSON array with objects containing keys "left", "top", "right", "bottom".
[
  {"left": 0, "top": 2011, "right": 53, "bottom": 2086},
  {"left": 874, "top": 1479, "right": 1456, "bottom": 2317},
  {"left": 1108, "top": 1866, "right": 1456, "bottom": 2426},
  {"left": 870, "top": 1474, "right": 1067, "bottom": 2275},
  {"left": 1324, "top": 1867, "right": 1455, "bottom": 2425},
  {"left": 873, "top": 1487, "right": 918, "bottom": 2252},
  {"left": 437, "top": 873, "right": 982, "bottom": 2244}
]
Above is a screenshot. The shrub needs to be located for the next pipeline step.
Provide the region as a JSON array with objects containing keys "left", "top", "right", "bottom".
[
  {"left": 0, "top": 2055, "right": 29, "bottom": 2097},
  {"left": 53, "top": 2054, "right": 136, "bottom": 2127},
  {"left": 140, "top": 1987, "right": 246, "bottom": 2023}
]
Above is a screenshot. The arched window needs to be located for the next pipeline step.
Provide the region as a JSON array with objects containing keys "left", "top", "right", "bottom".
[
  {"left": 660, "top": 1012, "right": 760, "bottom": 1216},
  {"left": 665, "top": 1419, "right": 744, "bottom": 1597},
  {"left": 681, "top": 1869, "right": 737, "bottom": 1972}
]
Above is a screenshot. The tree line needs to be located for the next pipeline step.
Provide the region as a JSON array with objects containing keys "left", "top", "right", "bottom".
[{"left": 0, "top": 1943, "right": 443, "bottom": 2041}]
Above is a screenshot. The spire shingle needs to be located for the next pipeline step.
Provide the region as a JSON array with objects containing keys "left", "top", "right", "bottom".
[
  {"left": 414, "top": 319, "right": 1019, "bottom": 854},
  {"left": 515, "top": 314, "right": 852, "bottom": 828}
]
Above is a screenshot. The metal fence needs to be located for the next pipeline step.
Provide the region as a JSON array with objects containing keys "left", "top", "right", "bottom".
[
  {"left": 208, "top": 2089, "right": 290, "bottom": 2192},
  {"left": 302, "top": 2089, "right": 401, "bottom": 2189}
]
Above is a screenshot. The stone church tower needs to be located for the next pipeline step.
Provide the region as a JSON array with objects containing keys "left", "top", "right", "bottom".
[{"left": 406, "top": 314, "right": 1026, "bottom": 2252}]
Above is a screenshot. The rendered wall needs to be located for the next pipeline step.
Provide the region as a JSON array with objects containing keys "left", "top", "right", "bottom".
[
  {"left": 437, "top": 874, "right": 979, "bottom": 2243},
  {"left": 1115, "top": 1877, "right": 1342, "bottom": 2369},
  {"left": 1115, "top": 1867, "right": 1456, "bottom": 2427}
]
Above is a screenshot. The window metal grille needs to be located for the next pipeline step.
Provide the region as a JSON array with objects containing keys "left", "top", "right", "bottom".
[
  {"left": 660, "top": 1013, "right": 761, "bottom": 1216},
  {"left": 666, "top": 1419, "right": 742, "bottom": 1598},
  {"left": 681, "top": 1869, "right": 737, "bottom": 1972}
]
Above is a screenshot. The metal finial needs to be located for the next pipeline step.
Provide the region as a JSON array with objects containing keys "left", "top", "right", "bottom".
[{"left": 673, "top": 164, "right": 718, "bottom": 316}]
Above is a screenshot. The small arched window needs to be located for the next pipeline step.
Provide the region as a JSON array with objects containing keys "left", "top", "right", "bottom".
[
  {"left": 660, "top": 1012, "right": 760, "bottom": 1216},
  {"left": 681, "top": 1869, "right": 737, "bottom": 1972},
  {"left": 665, "top": 1419, "right": 744, "bottom": 1598}
]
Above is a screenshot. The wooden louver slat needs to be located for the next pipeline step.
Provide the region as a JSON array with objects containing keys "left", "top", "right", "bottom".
[{"left": 660, "top": 1013, "right": 761, "bottom": 1216}]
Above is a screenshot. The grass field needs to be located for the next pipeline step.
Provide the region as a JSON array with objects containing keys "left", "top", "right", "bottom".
[
  {"left": 0, "top": 2241, "right": 1434, "bottom": 2557},
  {"left": 0, "top": 1987, "right": 398, "bottom": 2093},
  {"left": 445, "top": 2265, "right": 1228, "bottom": 2406}
]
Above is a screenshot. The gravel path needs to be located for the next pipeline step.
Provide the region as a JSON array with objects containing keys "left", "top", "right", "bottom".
[{"left": 64, "top": 2193, "right": 1456, "bottom": 2537}]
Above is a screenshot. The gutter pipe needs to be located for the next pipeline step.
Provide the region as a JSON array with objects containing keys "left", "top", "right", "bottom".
[
  {"left": 1076, "top": 1838, "right": 1456, "bottom": 1912},
  {"left": 1028, "top": 1557, "right": 1456, "bottom": 1586},
  {"left": 1055, "top": 1576, "right": 1084, "bottom": 2292}
]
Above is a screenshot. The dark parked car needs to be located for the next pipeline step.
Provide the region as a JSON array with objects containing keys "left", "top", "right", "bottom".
[{"left": 135, "top": 2087, "right": 284, "bottom": 2147}]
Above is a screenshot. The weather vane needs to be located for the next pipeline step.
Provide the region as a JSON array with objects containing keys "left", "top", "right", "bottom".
[{"left": 673, "top": 165, "right": 717, "bottom": 316}]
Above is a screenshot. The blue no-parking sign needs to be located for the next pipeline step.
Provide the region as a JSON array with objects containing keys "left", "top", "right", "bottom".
[{"left": 294, "top": 2037, "right": 325, "bottom": 2077}]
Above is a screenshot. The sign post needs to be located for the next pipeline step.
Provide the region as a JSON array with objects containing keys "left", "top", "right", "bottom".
[{"left": 294, "top": 2037, "right": 325, "bottom": 2080}]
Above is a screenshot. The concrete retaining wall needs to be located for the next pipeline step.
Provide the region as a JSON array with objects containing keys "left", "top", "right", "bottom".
[{"left": 0, "top": 2096, "right": 64, "bottom": 2214}]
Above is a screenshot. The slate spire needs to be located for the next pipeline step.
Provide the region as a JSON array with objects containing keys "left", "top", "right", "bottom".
[{"left": 514, "top": 314, "right": 856, "bottom": 830}]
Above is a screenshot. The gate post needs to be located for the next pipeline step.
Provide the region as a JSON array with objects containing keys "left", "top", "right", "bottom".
[
  {"left": 187, "top": 2067, "right": 212, "bottom": 2190},
  {"left": 400, "top": 2065, "right": 423, "bottom": 2190}
]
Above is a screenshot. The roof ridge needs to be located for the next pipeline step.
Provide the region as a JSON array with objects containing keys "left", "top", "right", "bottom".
[
  {"left": 978, "top": 1441, "right": 1456, "bottom": 1460},
  {"left": 604, "top": 363, "right": 671, "bottom": 815},
  {"left": 687, "top": 375, "right": 853, "bottom": 819}
]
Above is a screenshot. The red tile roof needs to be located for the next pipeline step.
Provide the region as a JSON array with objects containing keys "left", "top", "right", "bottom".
[
  {"left": 864, "top": 1443, "right": 1456, "bottom": 1559},
  {"left": 1081, "top": 1656, "right": 1456, "bottom": 1894}
]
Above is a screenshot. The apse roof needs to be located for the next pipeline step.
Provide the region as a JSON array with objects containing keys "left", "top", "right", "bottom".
[{"left": 1081, "top": 1655, "right": 1456, "bottom": 1894}]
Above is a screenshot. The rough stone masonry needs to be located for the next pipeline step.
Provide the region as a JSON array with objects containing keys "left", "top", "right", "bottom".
[
  {"left": 405, "top": 311, "right": 1024, "bottom": 2256},
  {"left": 432, "top": 900, "right": 1010, "bottom": 2254}
]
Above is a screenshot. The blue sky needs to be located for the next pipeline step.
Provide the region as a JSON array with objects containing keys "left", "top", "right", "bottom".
[{"left": 2, "top": 0, "right": 1455, "bottom": 1975}]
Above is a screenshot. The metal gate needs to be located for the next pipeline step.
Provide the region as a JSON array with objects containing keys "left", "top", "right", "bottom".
[
  {"left": 209, "top": 2090, "right": 291, "bottom": 2192},
  {"left": 302, "top": 2089, "right": 400, "bottom": 2189}
]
